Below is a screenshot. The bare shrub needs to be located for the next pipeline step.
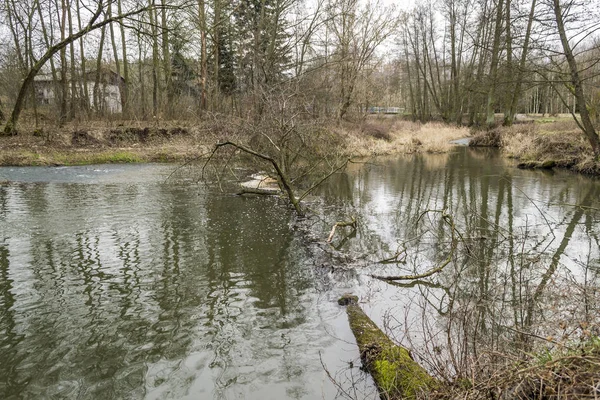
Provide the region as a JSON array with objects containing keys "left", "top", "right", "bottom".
[
  {"left": 362, "top": 121, "right": 392, "bottom": 141},
  {"left": 469, "top": 128, "right": 502, "bottom": 147}
]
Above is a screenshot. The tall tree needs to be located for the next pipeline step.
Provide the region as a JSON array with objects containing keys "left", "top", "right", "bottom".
[
  {"left": 160, "top": 0, "right": 173, "bottom": 116},
  {"left": 327, "top": 0, "right": 396, "bottom": 120},
  {"left": 551, "top": 0, "right": 600, "bottom": 155},
  {"left": 117, "top": 0, "right": 129, "bottom": 116},
  {"left": 148, "top": 0, "right": 159, "bottom": 117},
  {"left": 485, "top": 0, "right": 505, "bottom": 127},
  {"left": 504, "top": 0, "right": 537, "bottom": 126}
]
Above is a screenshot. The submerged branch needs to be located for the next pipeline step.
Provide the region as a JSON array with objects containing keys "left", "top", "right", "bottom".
[
  {"left": 371, "top": 210, "right": 459, "bottom": 282},
  {"left": 371, "top": 256, "right": 452, "bottom": 282},
  {"left": 337, "top": 294, "right": 437, "bottom": 398},
  {"left": 377, "top": 248, "right": 407, "bottom": 264},
  {"left": 327, "top": 217, "right": 357, "bottom": 243}
]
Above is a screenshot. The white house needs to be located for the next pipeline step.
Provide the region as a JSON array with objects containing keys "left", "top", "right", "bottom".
[{"left": 34, "top": 67, "right": 125, "bottom": 114}]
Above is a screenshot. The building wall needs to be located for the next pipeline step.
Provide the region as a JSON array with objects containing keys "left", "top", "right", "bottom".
[
  {"left": 86, "top": 83, "right": 122, "bottom": 113},
  {"left": 34, "top": 79, "right": 122, "bottom": 114}
]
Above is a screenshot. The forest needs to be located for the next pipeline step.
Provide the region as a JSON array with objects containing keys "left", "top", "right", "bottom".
[{"left": 0, "top": 0, "right": 598, "bottom": 140}]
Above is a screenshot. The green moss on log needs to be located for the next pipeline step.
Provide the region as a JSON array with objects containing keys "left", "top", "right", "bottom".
[{"left": 341, "top": 297, "right": 436, "bottom": 399}]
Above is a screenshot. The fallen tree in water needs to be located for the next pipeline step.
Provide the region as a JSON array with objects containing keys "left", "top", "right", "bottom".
[
  {"left": 203, "top": 140, "right": 351, "bottom": 217},
  {"left": 337, "top": 294, "right": 437, "bottom": 399}
]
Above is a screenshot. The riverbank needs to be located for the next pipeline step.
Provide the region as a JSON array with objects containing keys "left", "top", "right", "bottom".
[
  {"left": 0, "top": 122, "right": 211, "bottom": 166},
  {"left": 3, "top": 125, "right": 599, "bottom": 399},
  {"left": 0, "top": 118, "right": 470, "bottom": 167},
  {"left": 3, "top": 116, "right": 598, "bottom": 178},
  {"left": 470, "top": 116, "right": 600, "bottom": 175}
]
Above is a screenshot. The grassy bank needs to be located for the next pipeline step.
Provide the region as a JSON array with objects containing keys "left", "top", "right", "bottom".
[
  {"left": 0, "top": 118, "right": 470, "bottom": 167},
  {"left": 339, "top": 119, "right": 470, "bottom": 156},
  {"left": 470, "top": 116, "right": 600, "bottom": 174},
  {"left": 0, "top": 147, "right": 199, "bottom": 166},
  {"left": 0, "top": 121, "right": 212, "bottom": 166},
  {"left": 3, "top": 116, "right": 597, "bottom": 177}
]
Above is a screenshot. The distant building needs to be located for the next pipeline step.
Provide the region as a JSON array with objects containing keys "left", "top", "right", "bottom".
[{"left": 34, "top": 67, "right": 125, "bottom": 114}]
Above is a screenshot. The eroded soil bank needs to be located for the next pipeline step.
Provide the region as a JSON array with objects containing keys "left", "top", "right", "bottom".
[{"left": 0, "top": 118, "right": 470, "bottom": 167}]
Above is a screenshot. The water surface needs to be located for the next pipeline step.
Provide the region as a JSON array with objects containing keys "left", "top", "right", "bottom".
[
  {"left": 0, "top": 164, "right": 364, "bottom": 400},
  {"left": 1, "top": 149, "right": 600, "bottom": 399},
  {"left": 317, "top": 147, "right": 600, "bottom": 368}
]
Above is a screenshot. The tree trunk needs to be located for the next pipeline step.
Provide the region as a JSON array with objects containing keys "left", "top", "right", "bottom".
[
  {"left": 160, "top": 0, "right": 173, "bottom": 117},
  {"left": 118, "top": 0, "right": 129, "bottom": 116},
  {"left": 338, "top": 295, "right": 437, "bottom": 399},
  {"left": 198, "top": 0, "right": 207, "bottom": 110},
  {"left": 76, "top": 0, "right": 89, "bottom": 113},
  {"left": 213, "top": 0, "right": 221, "bottom": 111},
  {"left": 137, "top": 27, "right": 147, "bottom": 118},
  {"left": 108, "top": 2, "right": 122, "bottom": 113},
  {"left": 485, "top": 0, "right": 504, "bottom": 128},
  {"left": 94, "top": 26, "right": 106, "bottom": 114},
  {"left": 149, "top": 0, "right": 159, "bottom": 117},
  {"left": 501, "top": 0, "right": 513, "bottom": 126},
  {"left": 36, "top": 0, "right": 59, "bottom": 106},
  {"left": 59, "top": 0, "right": 68, "bottom": 126},
  {"left": 68, "top": 2, "right": 78, "bottom": 120},
  {"left": 552, "top": 0, "right": 600, "bottom": 155},
  {"left": 505, "top": 0, "right": 536, "bottom": 126}
]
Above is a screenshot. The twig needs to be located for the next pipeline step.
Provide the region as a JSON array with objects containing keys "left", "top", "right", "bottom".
[
  {"left": 372, "top": 210, "right": 458, "bottom": 282},
  {"left": 327, "top": 217, "right": 357, "bottom": 243},
  {"left": 203, "top": 141, "right": 303, "bottom": 215},
  {"left": 318, "top": 351, "right": 356, "bottom": 400},
  {"left": 377, "top": 248, "right": 407, "bottom": 264}
]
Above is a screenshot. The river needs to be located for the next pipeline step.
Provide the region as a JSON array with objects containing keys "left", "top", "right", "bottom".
[{"left": 1, "top": 147, "right": 599, "bottom": 399}]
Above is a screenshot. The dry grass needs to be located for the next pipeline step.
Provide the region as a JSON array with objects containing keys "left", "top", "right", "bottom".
[
  {"left": 343, "top": 120, "right": 470, "bottom": 157},
  {"left": 499, "top": 120, "right": 600, "bottom": 174},
  {"left": 466, "top": 118, "right": 600, "bottom": 174},
  {"left": 431, "top": 337, "right": 600, "bottom": 400}
]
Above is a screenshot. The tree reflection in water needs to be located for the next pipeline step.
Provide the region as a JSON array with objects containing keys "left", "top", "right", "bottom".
[{"left": 315, "top": 147, "right": 600, "bottom": 382}]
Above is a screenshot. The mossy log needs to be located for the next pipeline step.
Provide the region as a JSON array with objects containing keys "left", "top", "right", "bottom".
[{"left": 338, "top": 294, "right": 437, "bottom": 399}]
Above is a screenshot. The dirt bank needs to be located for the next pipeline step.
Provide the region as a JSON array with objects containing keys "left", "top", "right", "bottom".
[
  {"left": 0, "top": 122, "right": 211, "bottom": 166},
  {"left": 0, "top": 118, "right": 470, "bottom": 167}
]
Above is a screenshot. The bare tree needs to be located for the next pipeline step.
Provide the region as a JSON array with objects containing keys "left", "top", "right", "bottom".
[
  {"left": 2, "top": 0, "right": 157, "bottom": 134},
  {"left": 327, "top": 0, "right": 397, "bottom": 120},
  {"left": 550, "top": 0, "right": 600, "bottom": 155}
]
